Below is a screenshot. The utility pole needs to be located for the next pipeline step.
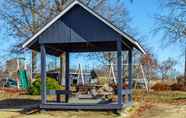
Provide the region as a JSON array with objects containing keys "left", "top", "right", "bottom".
[{"left": 184, "top": 47, "right": 186, "bottom": 86}]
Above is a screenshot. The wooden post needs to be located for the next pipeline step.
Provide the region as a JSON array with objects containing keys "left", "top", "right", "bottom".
[
  {"left": 62, "top": 52, "right": 66, "bottom": 86},
  {"left": 59, "top": 55, "right": 63, "bottom": 85},
  {"left": 128, "top": 49, "right": 132, "bottom": 102},
  {"left": 40, "top": 44, "right": 47, "bottom": 104},
  {"left": 56, "top": 54, "right": 63, "bottom": 102},
  {"left": 65, "top": 52, "right": 69, "bottom": 103},
  {"left": 117, "top": 39, "right": 123, "bottom": 106}
]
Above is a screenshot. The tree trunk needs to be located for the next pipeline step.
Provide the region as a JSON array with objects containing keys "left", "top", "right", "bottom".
[{"left": 184, "top": 47, "right": 186, "bottom": 86}]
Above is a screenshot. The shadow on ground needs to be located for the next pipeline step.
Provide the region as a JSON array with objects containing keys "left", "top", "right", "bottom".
[
  {"left": 0, "top": 98, "right": 40, "bottom": 111},
  {"left": 0, "top": 98, "right": 121, "bottom": 117}
]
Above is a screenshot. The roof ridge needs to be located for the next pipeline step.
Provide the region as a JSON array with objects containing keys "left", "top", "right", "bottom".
[{"left": 22, "top": 0, "right": 145, "bottom": 54}]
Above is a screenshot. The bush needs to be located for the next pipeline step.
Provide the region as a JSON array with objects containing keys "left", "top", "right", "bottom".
[
  {"left": 151, "top": 83, "right": 170, "bottom": 91},
  {"left": 170, "top": 83, "right": 186, "bottom": 91},
  {"left": 28, "top": 75, "right": 61, "bottom": 95},
  {"left": 176, "top": 75, "right": 185, "bottom": 85},
  {"left": 170, "top": 83, "right": 183, "bottom": 91}
]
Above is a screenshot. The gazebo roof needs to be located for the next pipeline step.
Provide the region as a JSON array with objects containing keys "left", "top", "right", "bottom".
[{"left": 22, "top": 0, "right": 145, "bottom": 55}]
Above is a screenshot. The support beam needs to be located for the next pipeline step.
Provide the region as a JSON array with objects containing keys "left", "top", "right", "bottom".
[
  {"left": 57, "top": 54, "right": 64, "bottom": 102},
  {"left": 59, "top": 55, "right": 63, "bottom": 85},
  {"left": 62, "top": 52, "right": 66, "bottom": 85},
  {"left": 65, "top": 52, "right": 70, "bottom": 103},
  {"left": 128, "top": 49, "right": 132, "bottom": 102},
  {"left": 117, "top": 39, "right": 123, "bottom": 106},
  {"left": 40, "top": 44, "right": 47, "bottom": 104}
]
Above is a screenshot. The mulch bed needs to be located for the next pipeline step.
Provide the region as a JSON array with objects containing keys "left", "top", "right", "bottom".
[
  {"left": 151, "top": 83, "right": 170, "bottom": 91},
  {"left": 0, "top": 88, "right": 27, "bottom": 95},
  {"left": 151, "top": 83, "right": 186, "bottom": 91}
]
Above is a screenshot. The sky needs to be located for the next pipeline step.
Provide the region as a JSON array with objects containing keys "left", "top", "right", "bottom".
[
  {"left": 124, "top": 0, "right": 184, "bottom": 74},
  {"left": 0, "top": 0, "right": 184, "bottom": 74},
  {"left": 71, "top": 0, "right": 184, "bottom": 74}
]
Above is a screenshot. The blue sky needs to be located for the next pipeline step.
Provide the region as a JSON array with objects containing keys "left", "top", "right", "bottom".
[
  {"left": 0, "top": 0, "right": 184, "bottom": 74},
  {"left": 124, "top": 0, "right": 184, "bottom": 74},
  {"left": 71, "top": 0, "right": 184, "bottom": 73}
]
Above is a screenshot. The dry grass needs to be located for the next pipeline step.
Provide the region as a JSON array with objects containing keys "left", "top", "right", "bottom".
[
  {"left": 0, "top": 93, "right": 136, "bottom": 118},
  {"left": 0, "top": 110, "right": 120, "bottom": 118},
  {"left": 133, "top": 89, "right": 186, "bottom": 103},
  {"left": 0, "top": 90, "right": 186, "bottom": 118},
  {"left": 132, "top": 89, "right": 186, "bottom": 118}
]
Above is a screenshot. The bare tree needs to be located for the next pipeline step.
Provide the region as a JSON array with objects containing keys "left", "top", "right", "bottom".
[
  {"left": 0, "top": 0, "right": 57, "bottom": 75},
  {"left": 154, "top": 0, "right": 186, "bottom": 85},
  {"left": 155, "top": 0, "right": 186, "bottom": 42},
  {"left": 159, "top": 57, "right": 177, "bottom": 81},
  {"left": 140, "top": 53, "right": 158, "bottom": 81},
  {"left": 0, "top": 0, "right": 132, "bottom": 76}
]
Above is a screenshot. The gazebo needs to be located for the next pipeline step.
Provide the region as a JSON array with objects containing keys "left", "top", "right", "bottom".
[{"left": 22, "top": 0, "right": 145, "bottom": 110}]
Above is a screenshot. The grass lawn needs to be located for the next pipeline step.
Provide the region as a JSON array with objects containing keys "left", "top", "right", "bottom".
[
  {"left": 133, "top": 90, "right": 186, "bottom": 104},
  {"left": 0, "top": 90, "right": 185, "bottom": 118}
]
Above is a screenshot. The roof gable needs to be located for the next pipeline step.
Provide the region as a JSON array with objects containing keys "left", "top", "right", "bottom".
[
  {"left": 39, "top": 4, "right": 121, "bottom": 44},
  {"left": 22, "top": 0, "right": 145, "bottom": 54}
]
